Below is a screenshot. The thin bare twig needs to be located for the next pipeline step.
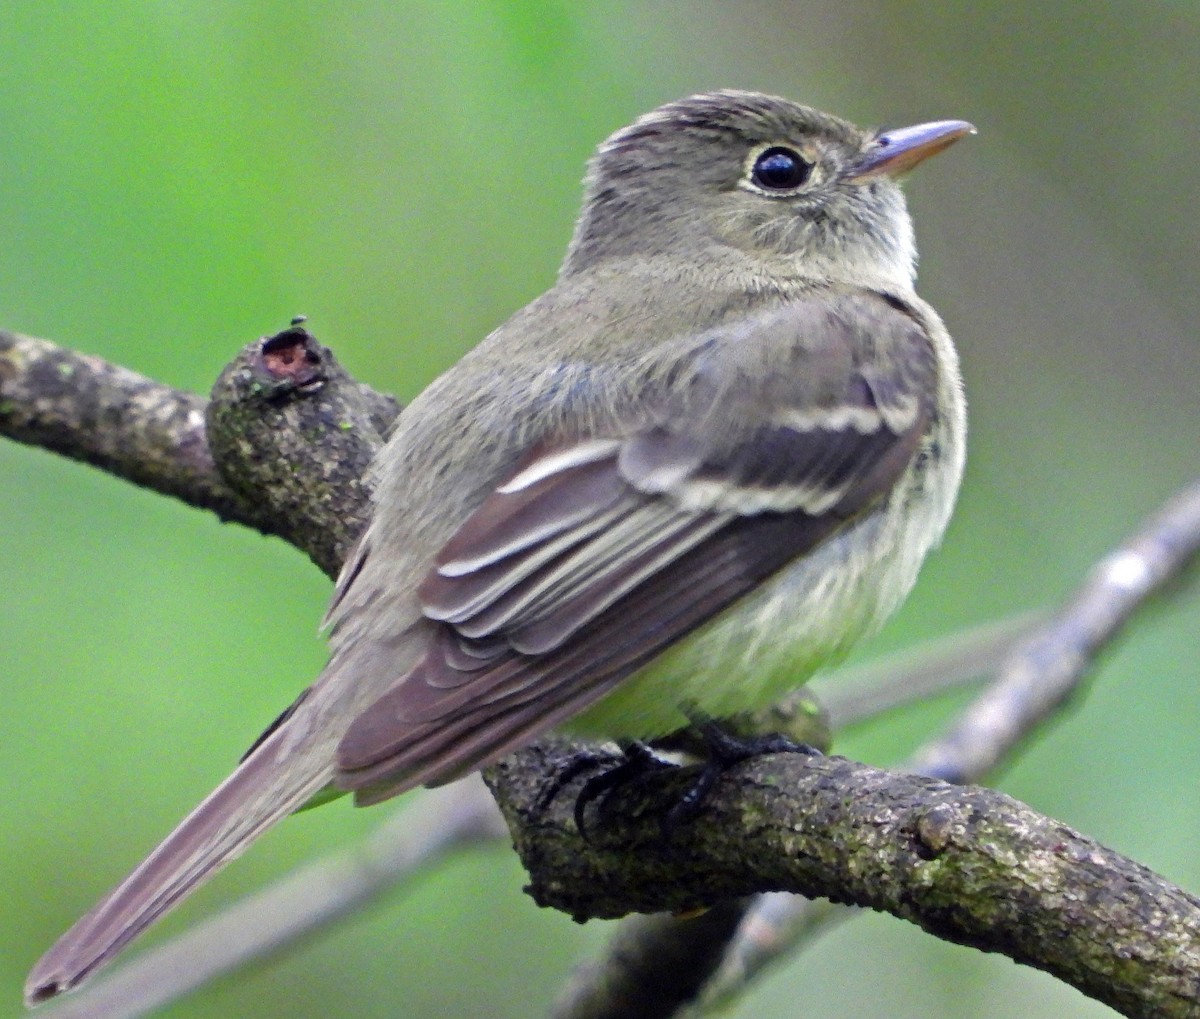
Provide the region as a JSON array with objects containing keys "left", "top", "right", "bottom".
[
  {"left": 9, "top": 324, "right": 1200, "bottom": 1019},
  {"left": 912, "top": 479, "right": 1200, "bottom": 782},
  {"left": 34, "top": 778, "right": 506, "bottom": 1019},
  {"left": 549, "top": 902, "right": 753, "bottom": 1019},
  {"left": 813, "top": 610, "right": 1042, "bottom": 730},
  {"left": 552, "top": 480, "right": 1200, "bottom": 1019}
]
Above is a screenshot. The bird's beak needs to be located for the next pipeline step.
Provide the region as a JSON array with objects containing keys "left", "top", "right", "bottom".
[{"left": 847, "top": 120, "right": 975, "bottom": 181}]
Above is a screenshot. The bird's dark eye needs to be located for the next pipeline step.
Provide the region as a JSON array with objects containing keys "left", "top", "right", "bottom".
[{"left": 750, "top": 147, "right": 812, "bottom": 191}]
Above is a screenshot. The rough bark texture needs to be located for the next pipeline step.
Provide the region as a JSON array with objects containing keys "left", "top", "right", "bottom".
[
  {"left": 489, "top": 741, "right": 1200, "bottom": 1019},
  {"left": 205, "top": 323, "right": 399, "bottom": 576},
  {"left": 0, "top": 331, "right": 253, "bottom": 524},
  {"left": 529, "top": 480, "right": 1200, "bottom": 1019},
  {"left": 1, "top": 325, "right": 400, "bottom": 579},
  {"left": 5, "top": 325, "right": 1200, "bottom": 1018}
]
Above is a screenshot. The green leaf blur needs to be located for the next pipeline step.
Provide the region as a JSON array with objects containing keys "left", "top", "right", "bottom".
[{"left": 2, "top": 4, "right": 1197, "bottom": 1018}]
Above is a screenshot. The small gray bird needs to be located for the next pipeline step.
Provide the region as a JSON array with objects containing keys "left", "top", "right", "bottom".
[{"left": 27, "top": 91, "right": 970, "bottom": 1003}]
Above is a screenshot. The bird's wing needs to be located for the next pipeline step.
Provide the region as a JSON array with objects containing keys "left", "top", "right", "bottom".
[
  {"left": 24, "top": 293, "right": 936, "bottom": 1003},
  {"left": 336, "top": 292, "right": 937, "bottom": 802}
]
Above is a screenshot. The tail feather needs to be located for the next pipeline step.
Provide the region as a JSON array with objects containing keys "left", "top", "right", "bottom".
[{"left": 25, "top": 730, "right": 333, "bottom": 1004}]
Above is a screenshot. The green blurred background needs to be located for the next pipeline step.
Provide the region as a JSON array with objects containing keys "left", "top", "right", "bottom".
[{"left": 2, "top": 4, "right": 1197, "bottom": 1017}]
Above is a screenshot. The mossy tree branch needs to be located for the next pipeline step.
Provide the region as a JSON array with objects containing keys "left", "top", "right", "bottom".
[
  {"left": 5, "top": 326, "right": 1200, "bottom": 1019},
  {"left": 492, "top": 742, "right": 1200, "bottom": 1019}
]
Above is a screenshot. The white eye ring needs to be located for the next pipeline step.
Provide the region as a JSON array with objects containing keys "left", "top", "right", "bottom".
[{"left": 743, "top": 144, "right": 814, "bottom": 196}]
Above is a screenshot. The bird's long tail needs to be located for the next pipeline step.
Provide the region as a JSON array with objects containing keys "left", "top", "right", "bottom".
[{"left": 25, "top": 725, "right": 333, "bottom": 1005}]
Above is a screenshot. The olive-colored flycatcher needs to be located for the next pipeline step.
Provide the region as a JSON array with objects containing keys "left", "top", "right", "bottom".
[{"left": 27, "top": 90, "right": 971, "bottom": 1003}]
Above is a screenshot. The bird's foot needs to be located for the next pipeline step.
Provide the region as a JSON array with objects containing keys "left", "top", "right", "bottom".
[
  {"left": 570, "top": 722, "right": 821, "bottom": 838},
  {"left": 573, "top": 741, "right": 674, "bottom": 839},
  {"left": 663, "top": 720, "right": 822, "bottom": 834}
]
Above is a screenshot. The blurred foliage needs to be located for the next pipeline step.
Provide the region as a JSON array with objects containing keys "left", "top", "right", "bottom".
[{"left": 1, "top": 3, "right": 1197, "bottom": 1018}]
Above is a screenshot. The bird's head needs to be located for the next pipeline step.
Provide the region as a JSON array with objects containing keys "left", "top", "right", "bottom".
[{"left": 563, "top": 90, "right": 972, "bottom": 290}]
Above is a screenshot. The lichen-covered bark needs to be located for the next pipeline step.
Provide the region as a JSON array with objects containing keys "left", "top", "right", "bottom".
[
  {"left": 488, "top": 742, "right": 1200, "bottom": 1019},
  {"left": 205, "top": 324, "right": 398, "bottom": 576},
  {"left": 6, "top": 322, "right": 1200, "bottom": 1018},
  {"left": 0, "top": 331, "right": 252, "bottom": 524},
  {"left": 0, "top": 326, "right": 399, "bottom": 574}
]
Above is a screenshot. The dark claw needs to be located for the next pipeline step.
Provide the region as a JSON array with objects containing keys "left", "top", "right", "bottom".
[
  {"left": 664, "top": 720, "right": 822, "bottom": 833},
  {"left": 695, "top": 719, "right": 822, "bottom": 764},
  {"left": 532, "top": 747, "right": 616, "bottom": 818},
  {"left": 567, "top": 722, "right": 822, "bottom": 839},
  {"left": 573, "top": 742, "right": 671, "bottom": 839}
]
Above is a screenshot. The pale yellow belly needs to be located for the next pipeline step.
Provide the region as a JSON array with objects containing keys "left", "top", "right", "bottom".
[{"left": 562, "top": 486, "right": 931, "bottom": 741}]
